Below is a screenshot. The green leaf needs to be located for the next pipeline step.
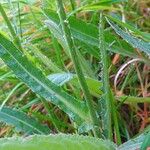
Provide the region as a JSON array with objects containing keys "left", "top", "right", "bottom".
[
  {"left": 67, "top": 0, "right": 126, "bottom": 16},
  {"left": 91, "top": 0, "right": 127, "bottom": 5},
  {"left": 43, "top": 9, "right": 137, "bottom": 58},
  {"left": 0, "top": 82, "right": 23, "bottom": 109},
  {"left": 44, "top": 19, "right": 68, "bottom": 55},
  {"left": 45, "top": 18, "right": 95, "bottom": 78},
  {"left": 106, "top": 18, "right": 150, "bottom": 55},
  {"left": 0, "top": 4, "right": 22, "bottom": 49},
  {"left": 99, "top": 14, "right": 121, "bottom": 143},
  {"left": 56, "top": 0, "right": 100, "bottom": 137},
  {"left": 0, "top": 134, "right": 116, "bottom": 150},
  {"left": 140, "top": 132, "right": 150, "bottom": 150},
  {"left": 47, "top": 73, "right": 102, "bottom": 97},
  {"left": 0, "top": 33, "right": 89, "bottom": 125},
  {"left": 118, "top": 133, "right": 148, "bottom": 150},
  {"left": 82, "top": 5, "right": 120, "bottom": 11},
  {"left": 48, "top": 73, "right": 74, "bottom": 86},
  {"left": 117, "top": 96, "right": 150, "bottom": 104},
  {"left": 106, "top": 15, "right": 150, "bottom": 41},
  {"left": 30, "top": 45, "right": 62, "bottom": 73},
  {"left": 0, "top": 106, "right": 50, "bottom": 134}
]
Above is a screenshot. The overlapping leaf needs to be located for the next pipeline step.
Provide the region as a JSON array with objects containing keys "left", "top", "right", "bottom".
[
  {"left": 48, "top": 73, "right": 102, "bottom": 97},
  {"left": 106, "top": 15, "right": 150, "bottom": 41},
  {"left": 0, "top": 33, "right": 89, "bottom": 125},
  {"left": 106, "top": 18, "right": 150, "bottom": 55},
  {"left": 0, "top": 106, "right": 50, "bottom": 134},
  {"left": 118, "top": 132, "right": 149, "bottom": 150},
  {"left": 45, "top": 18, "right": 95, "bottom": 78},
  {"left": 43, "top": 9, "right": 137, "bottom": 58}
]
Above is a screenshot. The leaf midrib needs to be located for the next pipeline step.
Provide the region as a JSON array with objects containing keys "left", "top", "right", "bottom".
[
  {"left": 0, "top": 37, "right": 88, "bottom": 121},
  {"left": 0, "top": 109, "right": 44, "bottom": 134}
]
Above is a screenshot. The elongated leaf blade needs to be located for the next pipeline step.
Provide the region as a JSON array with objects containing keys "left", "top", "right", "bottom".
[
  {"left": 106, "top": 15, "right": 150, "bottom": 41},
  {"left": 0, "top": 33, "right": 89, "bottom": 125},
  {"left": 48, "top": 73, "right": 102, "bottom": 97},
  {"left": 43, "top": 9, "right": 137, "bottom": 58},
  {"left": 106, "top": 19, "right": 150, "bottom": 54},
  {"left": 140, "top": 132, "right": 150, "bottom": 150},
  {"left": 44, "top": 19, "right": 68, "bottom": 54},
  {"left": 30, "top": 45, "right": 62, "bottom": 73},
  {"left": 118, "top": 133, "right": 148, "bottom": 150},
  {"left": 45, "top": 19, "right": 95, "bottom": 78},
  {"left": 0, "top": 106, "right": 50, "bottom": 134}
]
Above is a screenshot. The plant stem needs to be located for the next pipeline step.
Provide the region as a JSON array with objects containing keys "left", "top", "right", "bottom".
[
  {"left": 117, "top": 96, "right": 150, "bottom": 104},
  {"left": 0, "top": 3, "right": 22, "bottom": 50},
  {"left": 110, "top": 91, "right": 122, "bottom": 144},
  {"left": 99, "top": 13, "right": 121, "bottom": 144},
  {"left": 17, "top": 1, "right": 22, "bottom": 38},
  {"left": 69, "top": 0, "right": 76, "bottom": 11},
  {"left": 56, "top": 0, "right": 101, "bottom": 138},
  {"left": 99, "top": 13, "right": 112, "bottom": 140},
  {"left": 40, "top": 98, "right": 60, "bottom": 132}
]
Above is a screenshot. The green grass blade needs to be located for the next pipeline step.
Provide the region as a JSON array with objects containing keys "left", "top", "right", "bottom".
[
  {"left": 67, "top": 0, "right": 126, "bottom": 17},
  {"left": 0, "top": 82, "right": 23, "bottom": 109},
  {"left": 56, "top": 0, "right": 101, "bottom": 137},
  {"left": 69, "top": 0, "right": 76, "bottom": 11},
  {"left": 76, "top": 49, "right": 95, "bottom": 78},
  {"left": 40, "top": 98, "right": 60, "bottom": 132},
  {"left": 45, "top": 19, "right": 95, "bottom": 78},
  {"left": 0, "top": 33, "right": 89, "bottom": 125},
  {"left": 44, "top": 19, "right": 67, "bottom": 53},
  {"left": 30, "top": 45, "right": 62, "bottom": 73},
  {"left": 0, "top": 3, "right": 22, "bottom": 49},
  {"left": 118, "top": 132, "right": 149, "bottom": 150},
  {"left": 51, "top": 35, "right": 64, "bottom": 69},
  {"left": 140, "top": 132, "right": 150, "bottom": 150},
  {"left": 106, "top": 18, "right": 150, "bottom": 54},
  {"left": 0, "top": 106, "right": 50, "bottom": 134},
  {"left": 82, "top": 5, "right": 120, "bottom": 11},
  {"left": 117, "top": 96, "right": 150, "bottom": 104},
  {"left": 43, "top": 9, "right": 137, "bottom": 58},
  {"left": 106, "top": 15, "right": 150, "bottom": 41}
]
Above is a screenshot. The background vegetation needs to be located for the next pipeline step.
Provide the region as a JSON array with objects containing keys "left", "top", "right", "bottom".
[{"left": 0, "top": 0, "right": 150, "bottom": 149}]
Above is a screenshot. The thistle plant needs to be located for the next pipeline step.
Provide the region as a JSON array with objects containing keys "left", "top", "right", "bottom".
[{"left": 0, "top": 0, "right": 150, "bottom": 149}]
